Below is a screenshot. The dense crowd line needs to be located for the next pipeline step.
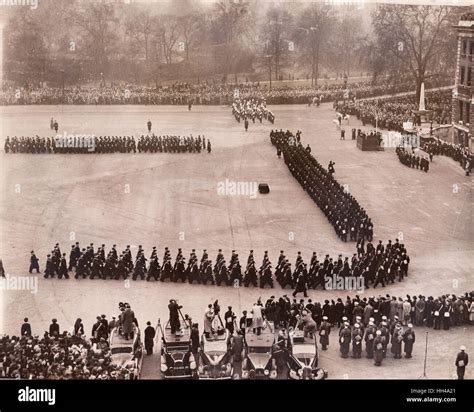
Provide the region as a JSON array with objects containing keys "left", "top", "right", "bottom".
[
  {"left": 336, "top": 89, "right": 453, "bottom": 133},
  {"left": 4, "top": 134, "right": 211, "bottom": 154},
  {"left": 27, "top": 238, "right": 411, "bottom": 293},
  {"left": 0, "top": 78, "right": 450, "bottom": 106},
  {"left": 422, "top": 139, "right": 472, "bottom": 173},
  {"left": 271, "top": 129, "right": 373, "bottom": 242},
  {"left": 0, "top": 330, "right": 130, "bottom": 379}
]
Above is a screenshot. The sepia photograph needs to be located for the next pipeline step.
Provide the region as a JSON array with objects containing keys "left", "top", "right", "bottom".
[{"left": 0, "top": 0, "right": 472, "bottom": 407}]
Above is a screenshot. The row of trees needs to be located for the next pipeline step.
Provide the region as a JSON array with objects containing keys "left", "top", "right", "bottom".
[{"left": 3, "top": 0, "right": 463, "bottom": 98}]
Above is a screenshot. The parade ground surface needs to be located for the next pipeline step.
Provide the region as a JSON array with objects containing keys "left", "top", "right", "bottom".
[{"left": 0, "top": 103, "right": 472, "bottom": 379}]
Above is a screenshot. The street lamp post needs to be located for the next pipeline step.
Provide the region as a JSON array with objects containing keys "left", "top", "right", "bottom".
[
  {"left": 421, "top": 331, "right": 429, "bottom": 379},
  {"left": 310, "top": 27, "right": 317, "bottom": 87},
  {"left": 60, "top": 70, "right": 65, "bottom": 103}
]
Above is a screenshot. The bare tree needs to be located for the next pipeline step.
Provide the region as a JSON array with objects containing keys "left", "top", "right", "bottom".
[
  {"left": 211, "top": 0, "right": 250, "bottom": 81},
  {"left": 372, "top": 5, "right": 456, "bottom": 100},
  {"left": 70, "top": 2, "right": 120, "bottom": 78},
  {"left": 124, "top": 7, "right": 156, "bottom": 62},
  {"left": 154, "top": 16, "right": 181, "bottom": 65},
  {"left": 295, "top": 3, "right": 334, "bottom": 86},
  {"left": 261, "top": 6, "right": 294, "bottom": 82},
  {"left": 177, "top": 14, "right": 205, "bottom": 62}
]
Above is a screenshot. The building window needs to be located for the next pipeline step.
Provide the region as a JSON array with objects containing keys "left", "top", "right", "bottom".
[
  {"left": 470, "top": 41, "right": 474, "bottom": 56},
  {"left": 462, "top": 39, "right": 467, "bottom": 56},
  {"left": 468, "top": 67, "right": 472, "bottom": 86},
  {"left": 459, "top": 100, "right": 463, "bottom": 123},
  {"left": 460, "top": 66, "right": 465, "bottom": 85},
  {"left": 466, "top": 102, "right": 470, "bottom": 125}
]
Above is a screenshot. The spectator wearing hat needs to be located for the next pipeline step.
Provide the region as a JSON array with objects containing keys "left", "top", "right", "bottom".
[
  {"left": 365, "top": 321, "right": 376, "bottom": 359},
  {"left": 144, "top": 321, "right": 156, "bottom": 356},
  {"left": 403, "top": 324, "right": 415, "bottom": 358},
  {"left": 339, "top": 322, "right": 351, "bottom": 358},
  {"left": 373, "top": 330, "right": 384, "bottom": 366},
  {"left": 49, "top": 319, "right": 60, "bottom": 337},
  {"left": 224, "top": 306, "right": 236, "bottom": 335},
  {"left": 29, "top": 251, "right": 40, "bottom": 274},
  {"left": 21, "top": 318, "right": 31, "bottom": 337},
  {"left": 455, "top": 346, "right": 468, "bottom": 380},
  {"left": 319, "top": 316, "right": 331, "bottom": 350}
]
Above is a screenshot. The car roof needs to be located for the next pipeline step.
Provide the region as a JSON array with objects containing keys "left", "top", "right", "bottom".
[
  {"left": 246, "top": 331, "right": 274, "bottom": 347},
  {"left": 162, "top": 326, "right": 191, "bottom": 344}
]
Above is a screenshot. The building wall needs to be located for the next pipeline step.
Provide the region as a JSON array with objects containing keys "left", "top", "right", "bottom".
[{"left": 452, "top": 23, "right": 474, "bottom": 152}]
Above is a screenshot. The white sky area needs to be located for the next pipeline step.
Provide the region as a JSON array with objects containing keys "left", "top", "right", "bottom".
[{"left": 134, "top": 0, "right": 472, "bottom": 6}]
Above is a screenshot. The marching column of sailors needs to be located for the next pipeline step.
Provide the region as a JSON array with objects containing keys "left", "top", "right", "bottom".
[
  {"left": 32, "top": 240, "right": 408, "bottom": 293},
  {"left": 271, "top": 129, "right": 373, "bottom": 242}
]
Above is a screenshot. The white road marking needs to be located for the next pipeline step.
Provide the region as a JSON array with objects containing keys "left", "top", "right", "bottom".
[{"left": 417, "top": 209, "right": 431, "bottom": 218}]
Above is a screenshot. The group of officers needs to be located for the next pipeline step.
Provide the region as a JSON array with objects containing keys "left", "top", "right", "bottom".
[
  {"left": 274, "top": 238, "right": 410, "bottom": 294},
  {"left": 396, "top": 147, "right": 430, "bottom": 172},
  {"left": 31, "top": 240, "right": 409, "bottom": 294},
  {"left": 271, "top": 129, "right": 374, "bottom": 242},
  {"left": 232, "top": 98, "right": 275, "bottom": 126},
  {"left": 4, "top": 134, "right": 211, "bottom": 154}
]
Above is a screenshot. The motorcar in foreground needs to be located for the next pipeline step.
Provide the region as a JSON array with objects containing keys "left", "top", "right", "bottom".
[
  {"left": 287, "top": 328, "right": 328, "bottom": 380},
  {"left": 198, "top": 328, "right": 233, "bottom": 379}
]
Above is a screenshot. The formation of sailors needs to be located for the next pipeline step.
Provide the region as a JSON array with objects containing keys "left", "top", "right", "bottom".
[
  {"left": 275, "top": 239, "right": 410, "bottom": 293},
  {"left": 396, "top": 147, "right": 430, "bottom": 172},
  {"left": 232, "top": 98, "right": 275, "bottom": 124},
  {"left": 4, "top": 134, "right": 211, "bottom": 154},
  {"left": 271, "top": 129, "right": 373, "bottom": 242},
  {"left": 32, "top": 240, "right": 408, "bottom": 293},
  {"left": 136, "top": 134, "right": 210, "bottom": 153}
]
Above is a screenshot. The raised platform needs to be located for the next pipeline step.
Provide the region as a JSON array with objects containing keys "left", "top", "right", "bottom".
[{"left": 357, "top": 134, "right": 383, "bottom": 151}]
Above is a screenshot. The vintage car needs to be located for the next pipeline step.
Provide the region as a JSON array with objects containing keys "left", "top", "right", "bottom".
[
  {"left": 109, "top": 325, "right": 144, "bottom": 379},
  {"left": 198, "top": 329, "right": 233, "bottom": 379},
  {"left": 241, "top": 329, "right": 277, "bottom": 379},
  {"left": 287, "top": 329, "right": 328, "bottom": 380},
  {"left": 159, "top": 319, "right": 197, "bottom": 379}
]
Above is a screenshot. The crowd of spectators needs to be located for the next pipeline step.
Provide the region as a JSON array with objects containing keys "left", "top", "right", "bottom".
[
  {"left": 337, "top": 89, "right": 453, "bottom": 133},
  {"left": 0, "top": 332, "right": 130, "bottom": 379},
  {"left": 0, "top": 77, "right": 450, "bottom": 106}
]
